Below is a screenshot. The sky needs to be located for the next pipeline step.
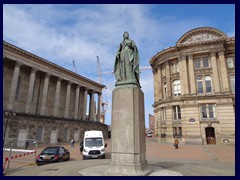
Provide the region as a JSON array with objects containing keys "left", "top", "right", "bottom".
[{"left": 3, "top": 4, "right": 235, "bottom": 128}]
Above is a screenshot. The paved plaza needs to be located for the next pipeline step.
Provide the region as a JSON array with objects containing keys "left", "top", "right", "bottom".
[{"left": 4, "top": 137, "right": 235, "bottom": 176}]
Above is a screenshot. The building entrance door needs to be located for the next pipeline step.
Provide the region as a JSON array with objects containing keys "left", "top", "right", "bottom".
[{"left": 205, "top": 127, "right": 216, "bottom": 144}]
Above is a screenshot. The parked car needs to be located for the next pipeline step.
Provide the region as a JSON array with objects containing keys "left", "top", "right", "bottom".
[
  {"left": 146, "top": 132, "right": 152, "bottom": 137},
  {"left": 36, "top": 146, "right": 70, "bottom": 166}
]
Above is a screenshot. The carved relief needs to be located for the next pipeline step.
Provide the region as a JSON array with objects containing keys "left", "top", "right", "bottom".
[{"left": 183, "top": 33, "right": 220, "bottom": 44}]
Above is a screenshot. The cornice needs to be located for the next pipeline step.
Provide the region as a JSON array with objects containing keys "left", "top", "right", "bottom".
[
  {"left": 3, "top": 41, "right": 105, "bottom": 90},
  {"left": 150, "top": 27, "right": 234, "bottom": 67}
]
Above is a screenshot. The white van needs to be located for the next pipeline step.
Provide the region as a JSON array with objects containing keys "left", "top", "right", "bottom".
[{"left": 80, "top": 130, "right": 107, "bottom": 160}]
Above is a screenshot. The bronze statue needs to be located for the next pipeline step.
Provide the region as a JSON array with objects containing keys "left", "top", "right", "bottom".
[{"left": 114, "top": 32, "right": 140, "bottom": 86}]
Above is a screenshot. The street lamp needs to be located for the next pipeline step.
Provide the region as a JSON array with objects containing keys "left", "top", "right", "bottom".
[{"left": 3, "top": 109, "right": 16, "bottom": 142}]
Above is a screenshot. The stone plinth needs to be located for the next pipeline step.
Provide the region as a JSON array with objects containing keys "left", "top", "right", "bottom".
[{"left": 105, "top": 85, "right": 152, "bottom": 176}]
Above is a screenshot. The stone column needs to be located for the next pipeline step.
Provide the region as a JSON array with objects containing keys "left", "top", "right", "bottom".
[
  {"left": 179, "top": 55, "right": 189, "bottom": 95},
  {"left": 64, "top": 81, "right": 72, "bottom": 118},
  {"left": 82, "top": 88, "right": 88, "bottom": 120},
  {"left": 89, "top": 90, "right": 95, "bottom": 121},
  {"left": 188, "top": 55, "right": 196, "bottom": 94},
  {"left": 105, "top": 85, "right": 152, "bottom": 176},
  {"left": 158, "top": 65, "right": 163, "bottom": 100},
  {"left": 74, "top": 85, "right": 80, "bottom": 119},
  {"left": 25, "top": 68, "right": 37, "bottom": 113},
  {"left": 165, "top": 62, "right": 172, "bottom": 97},
  {"left": 53, "top": 77, "right": 62, "bottom": 116},
  {"left": 210, "top": 51, "right": 220, "bottom": 93},
  {"left": 153, "top": 68, "right": 159, "bottom": 102},
  {"left": 97, "top": 92, "right": 102, "bottom": 122},
  {"left": 218, "top": 51, "right": 230, "bottom": 92},
  {"left": 8, "top": 62, "right": 22, "bottom": 110},
  {"left": 40, "top": 73, "right": 50, "bottom": 115}
]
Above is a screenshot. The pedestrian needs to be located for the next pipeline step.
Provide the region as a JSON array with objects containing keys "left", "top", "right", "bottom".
[
  {"left": 70, "top": 139, "right": 75, "bottom": 148},
  {"left": 174, "top": 138, "right": 179, "bottom": 149},
  {"left": 57, "top": 137, "right": 60, "bottom": 145},
  {"left": 25, "top": 140, "right": 29, "bottom": 150}
]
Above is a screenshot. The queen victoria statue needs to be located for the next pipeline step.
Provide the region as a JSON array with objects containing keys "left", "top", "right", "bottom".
[{"left": 114, "top": 31, "right": 140, "bottom": 86}]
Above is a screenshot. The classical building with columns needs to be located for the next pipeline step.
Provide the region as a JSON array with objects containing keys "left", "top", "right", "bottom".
[
  {"left": 150, "top": 27, "right": 235, "bottom": 145},
  {"left": 3, "top": 41, "right": 108, "bottom": 145}
]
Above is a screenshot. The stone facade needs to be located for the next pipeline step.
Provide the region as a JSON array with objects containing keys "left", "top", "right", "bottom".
[
  {"left": 149, "top": 27, "right": 235, "bottom": 145},
  {"left": 3, "top": 41, "right": 108, "bottom": 145}
]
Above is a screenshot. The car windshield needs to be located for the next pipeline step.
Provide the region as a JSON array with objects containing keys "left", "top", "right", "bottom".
[
  {"left": 85, "top": 138, "right": 103, "bottom": 147},
  {"left": 42, "top": 147, "right": 59, "bottom": 154}
]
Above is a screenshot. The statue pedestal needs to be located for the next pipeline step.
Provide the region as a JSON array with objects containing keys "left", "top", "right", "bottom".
[{"left": 105, "top": 85, "right": 152, "bottom": 176}]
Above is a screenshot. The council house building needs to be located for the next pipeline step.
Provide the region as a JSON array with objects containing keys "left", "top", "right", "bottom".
[{"left": 150, "top": 27, "right": 235, "bottom": 145}]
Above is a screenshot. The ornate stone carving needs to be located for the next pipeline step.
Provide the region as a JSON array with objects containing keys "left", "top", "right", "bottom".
[{"left": 183, "top": 33, "right": 219, "bottom": 44}]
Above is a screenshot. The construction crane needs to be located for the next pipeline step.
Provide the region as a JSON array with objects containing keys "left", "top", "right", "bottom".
[{"left": 97, "top": 56, "right": 108, "bottom": 124}]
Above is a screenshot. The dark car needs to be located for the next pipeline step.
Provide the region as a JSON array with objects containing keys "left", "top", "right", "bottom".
[{"left": 36, "top": 146, "right": 70, "bottom": 166}]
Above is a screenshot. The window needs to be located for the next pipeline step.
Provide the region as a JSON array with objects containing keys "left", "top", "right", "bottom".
[
  {"left": 163, "top": 82, "right": 167, "bottom": 98},
  {"left": 161, "top": 108, "right": 166, "bottom": 121},
  {"left": 227, "top": 57, "right": 235, "bottom": 68},
  {"left": 15, "top": 76, "right": 22, "bottom": 100},
  {"left": 171, "top": 62, "right": 179, "bottom": 73},
  {"left": 194, "top": 57, "right": 210, "bottom": 69},
  {"left": 205, "top": 76, "right": 212, "bottom": 93},
  {"left": 173, "top": 106, "right": 181, "bottom": 120},
  {"left": 203, "top": 57, "right": 209, "bottom": 68},
  {"left": 194, "top": 58, "right": 201, "bottom": 68},
  {"left": 196, "top": 76, "right": 203, "bottom": 93},
  {"left": 200, "top": 104, "right": 216, "bottom": 119},
  {"left": 230, "top": 75, "right": 235, "bottom": 94},
  {"left": 196, "top": 75, "right": 212, "bottom": 94},
  {"left": 173, "top": 127, "right": 182, "bottom": 137},
  {"left": 173, "top": 80, "right": 181, "bottom": 96},
  {"left": 161, "top": 127, "right": 167, "bottom": 138}
]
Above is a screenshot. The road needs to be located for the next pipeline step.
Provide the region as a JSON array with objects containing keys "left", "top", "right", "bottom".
[{"left": 4, "top": 136, "right": 235, "bottom": 176}]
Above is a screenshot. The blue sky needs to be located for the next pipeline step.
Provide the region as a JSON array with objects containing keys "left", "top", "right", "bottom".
[{"left": 3, "top": 4, "right": 235, "bottom": 128}]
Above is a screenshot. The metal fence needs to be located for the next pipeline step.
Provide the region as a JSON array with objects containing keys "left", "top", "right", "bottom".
[{"left": 3, "top": 138, "right": 38, "bottom": 175}]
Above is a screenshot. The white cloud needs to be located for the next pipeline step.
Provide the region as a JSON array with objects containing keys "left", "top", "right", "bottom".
[{"left": 3, "top": 4, "right": 235, "bottom": 127}]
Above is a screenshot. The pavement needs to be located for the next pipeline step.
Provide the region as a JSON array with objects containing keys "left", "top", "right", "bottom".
[{"left": 4, "top": 137, "right": 235, "bottom": 176}]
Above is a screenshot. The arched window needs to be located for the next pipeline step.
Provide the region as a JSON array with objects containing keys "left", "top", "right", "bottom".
[
  {"left": 205, "top": 76, "right": 212, "bottom": 93},
  {"left": 63, "top": 128, "right": 68, "bottom": 141},
  {"left": 196, "top": 76, "right": 203, "bottom": 93},
  {"left": 36, "top": 127, "right": 42, "bottom": 141}
]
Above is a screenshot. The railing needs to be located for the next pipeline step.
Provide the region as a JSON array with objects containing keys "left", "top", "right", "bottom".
[{"left": 3, "top": 138, "right": 38, "bottom": 175}]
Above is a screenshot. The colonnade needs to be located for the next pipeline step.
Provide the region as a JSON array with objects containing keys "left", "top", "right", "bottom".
[{"left": 7, "top": 61, "right": 102, "bottom": 122}]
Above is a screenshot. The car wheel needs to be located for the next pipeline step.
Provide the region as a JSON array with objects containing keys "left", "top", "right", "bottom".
[
  {"left": 82, "top": 155, "right": 86, "bottom": 160},
  {"left": 59, "top": 158, "right": 63, "bottom": 162},
  {"left": 101, "top": 155, "right": 105, "bottom": 159}
]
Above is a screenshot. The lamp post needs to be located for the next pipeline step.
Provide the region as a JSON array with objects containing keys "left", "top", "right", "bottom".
[{"left": 3, "top": 109, "right": 16, "bottom": 143}]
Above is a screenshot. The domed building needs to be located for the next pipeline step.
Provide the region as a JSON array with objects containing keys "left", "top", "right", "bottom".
[{"left": 149, "top": 27, "right": 235, "bottom": 145}]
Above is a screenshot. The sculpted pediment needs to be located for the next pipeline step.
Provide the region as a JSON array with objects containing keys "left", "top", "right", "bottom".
[{"left": 177, "top": 27, "right": 227, "bottom": 46}]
